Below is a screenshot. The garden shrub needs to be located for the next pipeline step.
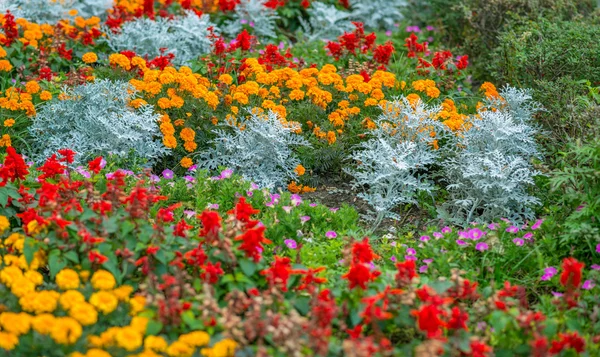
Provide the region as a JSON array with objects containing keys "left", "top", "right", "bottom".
[
  {"left": 298, "top": 2, "right": 353, "bottom": 42},
  {"left": 28, "top": 79, "right": 166, "bottom": 166},
  {"left": 439, "top": 86, "right": 542, "bottom": 226},
  {"left": 491, "top": 19, "right": 600, "bottom": 144},
  {"left": 0, "top": 0, "right": 112, "bottom": 23},
  {"left": 199, "top": 109, "right": 309, "bottom": 189},
  {"left": 349, "top": 0, "right": 406, "bottom": 30},
  {"left": 550, "top": 138, "right": 600, "bottom": 261},
  {"left": 104, "top": 11, "right": 216, "bottom": 66}
]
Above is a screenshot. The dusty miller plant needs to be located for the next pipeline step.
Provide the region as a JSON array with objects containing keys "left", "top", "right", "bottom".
[
  {"left": 350, "top": 0, "right": 406, "bottom": 30},
  {"left": 104, "top": 11, "right": 216, "bottom": 66},
  {"left": 1, "top": 0, "right": 112, "bottom": 23},
  {"left": 346, "top": 98, "right": 448, "bottom": 227},
  {"left": 199, "top": 109, "right": 310, "bottom": 189},
  {"left": 223, "top": 0, "right": 279, "bottom": 38},
  {"left": 298, "top": 2, "right": 353, "bottom": 42},
  {"left": 29, "top": 79, "right": 167, "bottom": 166},
  {"left": 439, "top": 86, "right": 542, "bottom": 226}
]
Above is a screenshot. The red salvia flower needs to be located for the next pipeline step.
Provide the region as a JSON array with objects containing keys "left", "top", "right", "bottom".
[
  {"left": 447, "top": 306, "right": 469, "bottom": 331},
  {"left": 342, "top": 263, "right": 379, "bottom": 290},
  {"left": 412, "top": 303, "right": 445, "bottom": 338},
  {"left": 0, "top": 147, "right": 29, "bottom": 186},
  {"left": 89, "top": 250, "right": 108, "bottom": 264},
  {"left": 373, "top": 42, "right": 395, "bottom": 65},
  {"left": 560, "top": 257, "right": 584, "bottom": 289},
  {"left": 235, "top": 29, "right": 254, "bottom": 51},
  {"left": 88, "top": 157, "right": 104, "bottom": 174},
  {"left": 235, "top": 226, "right": 271, "bottom": 262},
  {"left": 201, "top": 262, "right": 224, "bottom": 284},
  {"left": 351, "top": 237, "right": 378, "bottom": 264},
  {"left": 395, "top": 260, "right": 418, "bottom": 287},
  {"left": 198, "top": 210, "right": 222, "bottom": 238},
  {"left": 58, "top": 149, "right": 76, "bottom": 164},
  {"left": 228, "top": 197, "right": 260, "bottom": 227},
  {"left": 469, "top": 340, "right": 493, "bottom": 357},
  {"left": 38, "top": 155, "right": 66, "bottom": 180},
  {"left": 261, "top": 256, "right": 292, "bottom": 291}
]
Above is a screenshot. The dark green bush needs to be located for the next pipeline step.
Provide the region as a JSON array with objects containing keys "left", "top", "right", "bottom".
[{"left": 491, "top": 19, "right": 600, "bottom": 144}]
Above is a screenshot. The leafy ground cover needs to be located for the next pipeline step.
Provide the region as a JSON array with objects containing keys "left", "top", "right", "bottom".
[{"left": 0, "top": 0, "right": 599, "bottom": 356}]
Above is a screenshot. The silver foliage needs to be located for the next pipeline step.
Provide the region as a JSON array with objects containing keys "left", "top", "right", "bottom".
[
  {"left": 346, "top": 98, "right": 448, "bottom": 225},
  {"left": 199, "top": 109, "right": 310, "bottom": 189},
  {"left": 29, "top": 79, "right": 167, "bottom": 166},
  {"left": 223, "top": 0, "right": 279, "bottom": 39},
  {"left": 298, "top": 2, "right": 353, "bottom": 42},
  {"left": 104, "top": 11, "right": 216, "bottom": 66},
  {"left": 350, "top": 0, "right": 406, "bottom": 30},
  {"left": 439, "top": 86, "right": 542, "bottom": 226},
  {"left": 0, "top": 0, "right": 112, "bottom": 23}
]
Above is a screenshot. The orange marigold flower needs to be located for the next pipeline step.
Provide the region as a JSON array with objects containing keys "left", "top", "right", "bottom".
[
  {"left": 180, "top": 127, "right": 195, "bottom": 142},
  {"left": 180, "top": 157, "right": 193, "bottom": 168},
  {"left": 162, "top": 135, "right": 177, "bottom": 149},
  {"left": 82, "top": 52, "right": 98, "bottom": 64},
  {"left": 294, "top": 164, "right": 305, "bottom": 176}
]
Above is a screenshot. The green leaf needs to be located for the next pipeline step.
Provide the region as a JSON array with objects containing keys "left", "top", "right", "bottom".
[
  {"left": 293, "top": 296, "right": 310, "bottom": 316},
  {"left": 23, "top": 238, "right": 37, "bottom": 266},
  {"left": 145, "top": 320, "right": 163, "bottom": 336},
  {"left": 239, "top": 259, "right": 257, "bottom": 276},
  {"left": 102, "top": 259, "right": 122, "bottom": 285},
  {"left": 102, "top": 216, "right": 119, "bottom": 234},
  {"left": 63, "top": 251, "right": 80, "bottom": 264},
  {"left": 48, "top": 249, "right": 67, "bottom": 278}
]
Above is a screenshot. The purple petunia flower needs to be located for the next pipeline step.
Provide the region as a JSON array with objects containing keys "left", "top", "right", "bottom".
[
  {"left": 330, "top": 207, "right": 339, "bottom": 213},
  {"left": 426, "top": 25, "right": 435, "bottom": 31},
  {"left": 284, "top": 239, "right": 298, "bottom": 249},
  {"left": 468, "top": 228, "right": 484, "bottom": 240},
  {"left": 220, "top": 169, "right": 233, "bottom": 179},
  {"left": 433, "top": 232, "right": 443, "bottom": 239},
  {"left": 282, "top": 206, "right": 293, "bottom": 214},
  {"left": 419, "top": 265, "right": 428, "bottom": 273},
  {"left": 551, "top": 292, "right": 564, "bottom": 298},
  {"left": 300, "top": 216, "right": 310, "bottom": 223},
  {"left": 582, "top": 280, "right": 595, "bottom": 290},
  {"left": 162, "top": 169, "right": 174, "bottom": 180},
  {"left": 506, "top": 225, "right": 519, "bottom": 234},
  {"left": 523, "top": 232, "right": 534, "bottom": 240},
  {"left": 184, "top": 175, "right": 195, "bottom": 183},
  {"left": 385, "top": 30, "right": 392, "bottom": 36},
  {"left": 406, "top": 248, "right": 416, "bottom": 256},
  {"left": 309, "top": 203, "right": 317, "bottom": 207},
  {"left": 405, "top": 255, "right": 417, "bottom": 261},
  {"left": 419, "top": 235, "right": 430, "bottom": 242},
  {"left": 423, "top": 258, "right": 433, "bottom": 264},
  {"left": 531, "top": 219, "right": 544, "bottom": 230},
  {"left": 487, "top": 223, "right": 498, "bottom": 230},
  {"left": 183, "top": 210, "right": 196, "bottom": 218},
  {"left": 541, "top": 267, "right": 557, "bottom": 281},
  {"left": 390, "top": 255, "right": 397, "bottom": 262},
  {"left": 456, "top": 239, "right": 467, "bottom": 246},
  {"left": 290, "top": 194, "right": 302, "bottom": 206},
  {"left": 390, "top": 241, "right": 397, "bottom": 247},
  {"left": 596, "top": 243, "right": 600, "bottom": 253},
  {"left": 325, "top": 231, "right": 337, "bottom": 239},
  {"left": 208, "top": 203, "right": 219, "bottom": 210},
  {"left": 75, "top": 166, "right": 91, "bottom": 178},
  {"left": 475, "top": 242, "right": 488, "bottom": 251},
  {"left": 513, "top": 238, "right": 524, "bottom": 246},
  {"left": 591, "top": 264, "right": 600, "bottom": 271},
  {"left": 442, "top": 226, "right": 452, "bottom": 234}
]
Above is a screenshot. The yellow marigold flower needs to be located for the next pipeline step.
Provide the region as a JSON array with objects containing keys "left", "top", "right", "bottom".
[
  {"left": 69, "top": 302, "right": 98, "bottom": 326},
  {"left": 82, "top": 52, "right": 98, "bottom": 64},
  {"left": 184, "top": 141, "right": 197, "bottom": 152},
  {"left": 85, "top": 349, "right": 111, "bottom": 357},
  {"left": 112, "top": 285, "right": 134, "bottom": 301},
  {"left": 179, "top": 331, "right": 210, "bottom": 347},
  {"left": 0, "top": 133, "right": 12, "bottom": 147},
  {"left": 0, "top": 215, "right": 9, "bottom": 232},
  {"left": 180, "top": 157, "right": 193, "bottom": 168},
  {"left": 326, "top": 131, "right": 336, "bottom": 145},
  {"left": 0, "top": 331, "right": 18, "bottom": 350},
  {"left": 202, "top": 338, "right": 237, "bottom": 357},
  {"left": 79, "top": 270, "right": 90, "bottom": 282},
  {"left": 90, "top": 291, "right": 118, "bottom": 314},
  {"left": 230, "top": 106, "right": 239, "bottom": 115},
  {"left": 131, "top": 56, "right": 147, "bottom": 68},
  {"left": 0, "top": 46, "right": 7, "bottom": 58},
  {"left": 130, "top": 98, "right": 147, "bottom": 108},
  {"left": 0, "top": 312, "right": 31, "bottom": 335},
  {"left": 51, "top": 317, "right": 82, "bottom": 345},
  {"left": 20, "top": 290, "right": 59, "bottom": 313},
  {"left": 0, "top": 265, "right": 23, "bottom": 287},
  {"left": 130, "top": 316, "right": 148, "bottom": 334},
  {"left": 406, "top": 93, "right": 421, "bottom": 106},
  {"left": 159, "top": 72, "right": 175, "bottom": 85},
  {"left": 145, "top": 335, "right": 168, "bottom": 352},
  {"left": 166, "top": 340, "right": 194, "bottom": 357},
  {"left": 129, "top": 295, "right": 146, "bottom": 315},
  {"left": 480, "top": 81, "right": 499, "bottom": 98},
  {"left": 24, "top": 270, "right": 42, "bottom": 286},
  {"left": 179, "top": 127, "right": 195, "bottom": 141},
  {"left": 218, "top": 74, "right": 233, "bottom": 85},
  {"left": 11, "top": 277, "right": 35, "bottom": 297},
  {"left": 163, "top": 135, "right": 178, "bottom": 149},
  {"left": 39, "top": 90, "right": 52, "bottom": 101},
  {"left": 116, "top": 326, "right": 143, "bottom": 351},
  {"left": 157, "top": 97, "right": 172, "bottom": 109},
  {"left": 56, "top": 268, "right": 80, "bottom": 290},
  {"left": 25, "top": 81, "right": 40, "bottom": 94},
  {"left": 32, "top": 313, "right": 55, "bottom": 335},
  {"left": 0, "top": 59, "right": 13, "bottom": 72},
  {"left": 91, "top": 270, "right": 116, "bottom": 290}
]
